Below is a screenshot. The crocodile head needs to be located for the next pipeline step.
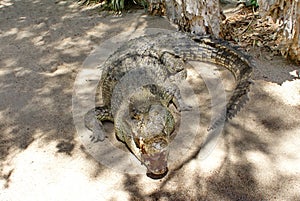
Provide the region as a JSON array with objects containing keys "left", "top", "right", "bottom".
[
  {"left": 126, "top": 100, "right": 175, "bottom": 178},
  {"left": 114, "top": 85, "right": 176, "bottom": 178},
  {"left": 138, "top": 134, "right": 169, "bottom": 177},
  {"left": 132, "top": 103, "right": 175, "bottom": 177}
]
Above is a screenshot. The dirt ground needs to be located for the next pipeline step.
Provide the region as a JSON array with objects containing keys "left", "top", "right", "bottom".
[{"left": 1, "top": 0, "right": 300, "bottom": 200}]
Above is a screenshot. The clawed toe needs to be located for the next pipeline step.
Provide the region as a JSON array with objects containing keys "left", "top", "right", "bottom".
[{"left": 89, "top": 133, "right": 105, "bottom": 142}]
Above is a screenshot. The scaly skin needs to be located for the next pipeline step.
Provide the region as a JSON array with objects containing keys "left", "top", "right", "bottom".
[
  {"left": 85, "top": 31, "right": 254, "bottom": 178},
  {"left": 114, "top": 84, "right": 176, "bottom": 177}
]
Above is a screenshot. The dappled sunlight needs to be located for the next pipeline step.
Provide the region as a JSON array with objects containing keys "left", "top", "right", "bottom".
[
  {"left": 274, "top": 128, "right": 300, "bottom": 174},
  {"left": 0, "top": 68, "right": 12, "bottom": 76},
  {"left": 15, "top": 29, "right": 34, "bottom": 40},
  {"left": 1, "top": 28, "right": 18, "bottom": 37},
  {"left": 0, "top": 0, "right": 300, "bottom": 200},
  {"left": 0, "top": 135, "right": 129, "bottom": 200},
  {"left": 0, "top": 0, "right": 13, "bottom": 8},
  {"left": 262, "top": 79, "right": 300, "bottom": 106},
  {"left": 1, "top": 0, "right": 151, "bottom": 180},
  {"left": 39, "top": 63, "right": 76, "bottom": 77},
  {"left": 14, "top": 67, "right": 32, "bottom": 77},
  {"left": 246, "top": 150, "right": 278, "bottom": 186},
  {"left": 31, "top": 35, "right": 46, "bottom": 46},
  {"left": 246, "top": 141, "right": 300, "bottom": 198},
  {"left": 85, "top": 23, "right": 111, "bottom": 38},
  {"left": 196, "top": 142, "right": 227, "bottom": 175}
]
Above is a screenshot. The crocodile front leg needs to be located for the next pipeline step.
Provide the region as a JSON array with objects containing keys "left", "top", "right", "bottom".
[
  {"left": 84, "top": 106, "right": 113, "bottom": 142},
  {"left": 159, "top": 52, "right": 192, "bottom": 111}
]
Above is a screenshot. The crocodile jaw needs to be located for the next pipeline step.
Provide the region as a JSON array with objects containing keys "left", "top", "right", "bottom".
[
  {"left": 141, "top": 143, "right": 169, "bottom": 176},
  {"left": 141, "top": 140, "right": 169, "bottom": 175}
]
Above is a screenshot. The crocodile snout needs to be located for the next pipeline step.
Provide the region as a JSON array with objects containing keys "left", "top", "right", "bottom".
[{"left": 141, "top": 137, "right": 169, "bottom": 178}]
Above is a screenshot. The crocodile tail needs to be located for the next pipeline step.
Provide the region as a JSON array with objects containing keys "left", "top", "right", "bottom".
[
  {"left": 191, "top": 36, "right": 255, "bottom": 130},
  {"left": 207, "top": 77, "right": 253, "bottom": 131}
]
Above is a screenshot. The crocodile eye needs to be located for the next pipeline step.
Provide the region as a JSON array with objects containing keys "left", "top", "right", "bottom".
[
  {"left": 130, "top": 108, "right": 141, "bottom": 120},
  {"left": 148, "top": 84, "right": 158, "bottom": 94}
]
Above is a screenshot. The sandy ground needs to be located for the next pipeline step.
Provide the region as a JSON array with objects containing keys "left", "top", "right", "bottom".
[{"left": 1, "top": 0, "right": 300, "bottom": 200}]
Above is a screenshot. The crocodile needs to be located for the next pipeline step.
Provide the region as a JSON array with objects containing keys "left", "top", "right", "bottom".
[{"left": 84, "top": 31, "right": 254, "bottom": 178}]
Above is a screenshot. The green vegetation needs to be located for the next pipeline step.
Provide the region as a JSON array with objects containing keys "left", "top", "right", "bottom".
[
  {"left": 78, "top": 0, "right": 147, "bottom": 11},
  {"left": 250, "top": 0, "right": 259, "bottom": 8},
  {"left": 78, "top": 0, "right": 102, "bottom": 6}
]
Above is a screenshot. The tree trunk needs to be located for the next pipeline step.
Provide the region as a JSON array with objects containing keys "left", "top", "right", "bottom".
[
  {"left": 258, "top": 0, "right": 300, "bottom": 63},
  {"left": 147, "top": 0, "right": 221, "bottom": 37}
]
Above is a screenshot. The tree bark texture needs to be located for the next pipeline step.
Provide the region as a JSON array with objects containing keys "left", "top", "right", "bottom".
[
  {"left": 147, "top": 0, "right": 221, "bottom": 37},
  {"left": 258, "top": 0, "right": 300, "bottom": 63}
]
